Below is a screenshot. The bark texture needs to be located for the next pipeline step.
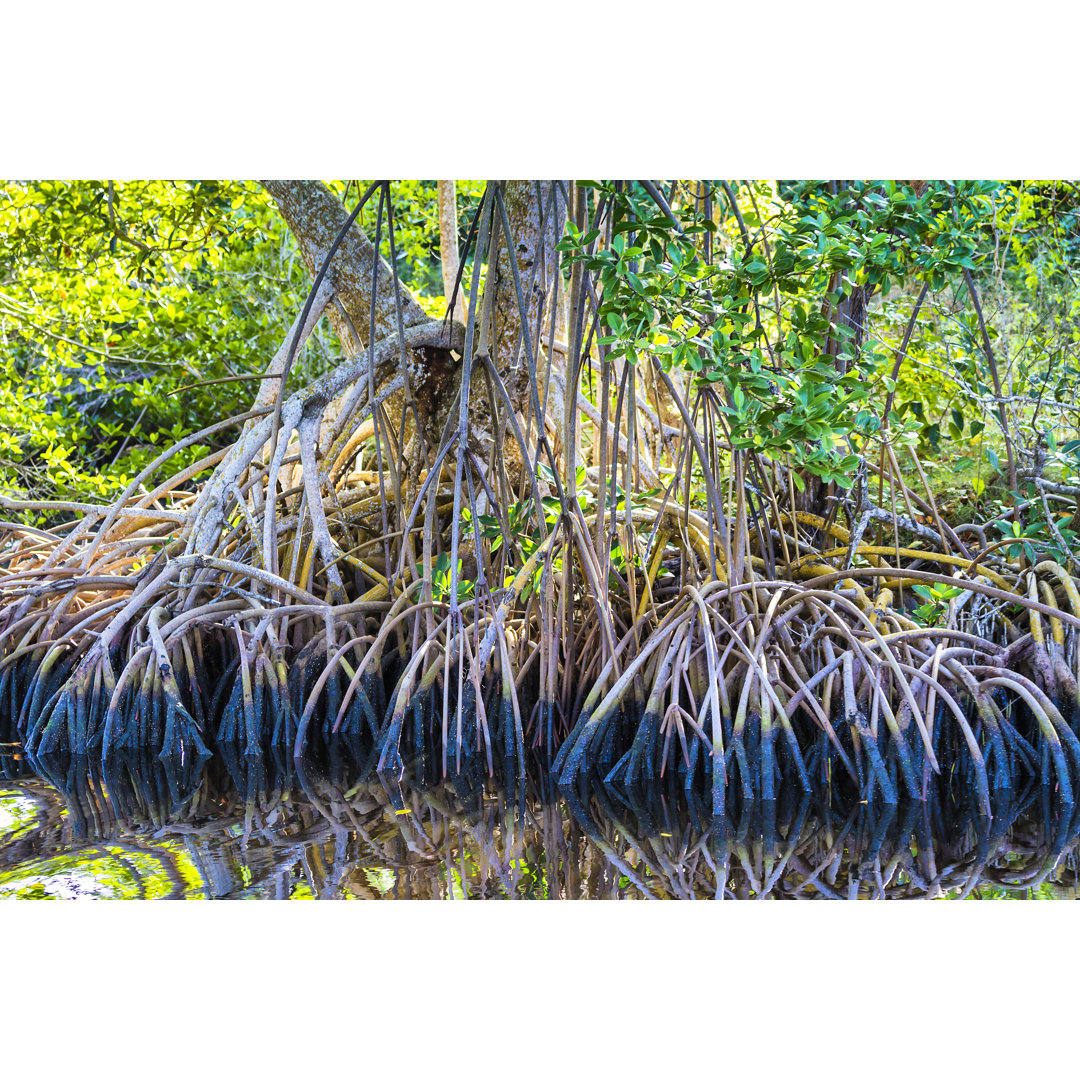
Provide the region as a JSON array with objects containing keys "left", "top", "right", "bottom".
[
  {"left": 262, "top": 180, "right": 459, "bottom": 461},
  {"left": 490, "top": 181, "right": 567, "bottom": 415},
  {"left": 262, "top": 180, "right": 428, "bottom": 350},
  {"left": 472, "top": 181, "right": 568, "bottom": 484}
]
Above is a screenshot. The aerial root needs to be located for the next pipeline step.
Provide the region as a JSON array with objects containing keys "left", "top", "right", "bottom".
[
  {"left": 552, "top": 577, "right": 1080, "bottom": 816},
  {"left": 6, "top": 548, "right": 1080, "bottom": 817},
  {"left": 7, "top": 416, "right": 1080, "bottom": 811}
]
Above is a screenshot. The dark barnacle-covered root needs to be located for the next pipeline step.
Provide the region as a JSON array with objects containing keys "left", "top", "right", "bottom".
[
  {"left": 366, "top": 598, "right": 537, "bottom": 781},
  {"left": 26, "top": 604, "right": 213, "bottom": 763},
  {"left": 0, "top": 307, "right": 463, "bottom": 753},
  {"left": 553, "top": 563, "right": 1080, "bottom": 817}
]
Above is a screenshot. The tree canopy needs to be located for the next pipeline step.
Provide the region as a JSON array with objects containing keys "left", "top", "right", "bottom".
[{"left": 5, "top": 180, "right": 1079, "bottom": 528}]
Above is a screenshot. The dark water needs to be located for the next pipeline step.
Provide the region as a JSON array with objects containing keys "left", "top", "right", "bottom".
[{"left": 2, "top": 746, "right": 1079, "bottom": 899}]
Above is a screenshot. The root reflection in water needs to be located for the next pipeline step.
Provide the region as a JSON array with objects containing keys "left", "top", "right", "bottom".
[{"left": 1, "top": 747, "right": 1078, "bottom": 899}]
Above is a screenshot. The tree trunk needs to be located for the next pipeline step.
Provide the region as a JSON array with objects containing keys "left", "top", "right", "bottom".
[
  {"left": 438, "top": 180, "right": 466, "bottom": 324},
  {"left": 262, "top": 180, "right": 429, "bottom": 348},
  {"left": 262, "top": 180, "right": 460, "bottom": 461},
  {"left": 262, "top": 181, "right": 568, "bottom": 487},
  {"left": 484, "top": 181, "right": 568, "bottom": 480}
]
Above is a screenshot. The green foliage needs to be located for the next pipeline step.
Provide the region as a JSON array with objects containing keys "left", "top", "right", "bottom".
[
  {"left": 419, "top": 551, "right": 474, "bottom": 603},
  {"left": 0, "top": 180, "right": 484, "bottom": 517},
  {"left": 992, "top": 515, "right": 1076, "bottom": 565},
  {"left": 6, "top": 178, "right": 1080, "bottom": 534},
  {"left": 886, "top": 182, "right": 1080, "bottom": 462},
  {"left": 910, "top": 582, "right": 964, "bottom": 627},
  {"left": 0, "top": 180, "right": 340, "bottom": 510},
  {"left": 558, "top": 180, "right": 1080, "bottom": 495},
  {"left": 557, "top": 180, "right": 1011, "bottom": 487}
]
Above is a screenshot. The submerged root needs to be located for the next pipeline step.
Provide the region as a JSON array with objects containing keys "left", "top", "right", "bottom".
[{"left": 553, "top": 563, "right": 1080, "bottom": 818}]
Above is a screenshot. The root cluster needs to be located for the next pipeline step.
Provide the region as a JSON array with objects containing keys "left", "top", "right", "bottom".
[{"left": 4, "top": 181, "right": 1080, "bottom": 820}]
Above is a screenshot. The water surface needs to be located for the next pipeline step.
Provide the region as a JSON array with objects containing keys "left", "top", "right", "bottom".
[{"left": 2, "top": 747, "right": 1078, "bottom": 899}]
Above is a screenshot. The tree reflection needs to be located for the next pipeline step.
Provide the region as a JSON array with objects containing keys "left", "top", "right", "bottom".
[{"left": 2, "top": 748, "right": 1079, "bottom": 899}]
